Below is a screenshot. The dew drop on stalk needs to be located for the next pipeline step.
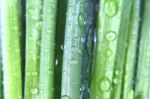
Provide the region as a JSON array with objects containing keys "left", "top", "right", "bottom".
[
  {"left": 47, "top": 29, "right": 52, "bottom": 34},
  {"left": 32, "top": 56, "right": 38, "bottom": 61},
  {"left": 55, "top": 59, "right": 59, "bottom": 66},
  {"left": 81, "top": 37, "right": 86, "bottom": 43},
  {"left": 105, "top": 0, "right": 118, "bottom": 17},
  {"left": 36, "top": 41, "right": 40, "bottom": 46},
  {"left": 106, "top": 49, "right": 112, "bottom": 56},
  {"left": 113, "top": 77, "right": 120, "bottom": 84},
  {"left": 45, "top": 49, "right": 50, "bottom": 53},
  {"left": 115, "top": 70, "right": 121, "bottom": 76},
  {"left": 35, "top": 21, "right": 42, "bottom": 32},
  {"left": 32, "top": 72, "right": 38, "bottom": 76},
  {"left": 48, "top": 69, "right": 53, "bottom": 75},
  {"left": 40, "top": 89, "right": 44, "bottom": 94},
  {"left": 31, "top": 88, "right": 39, "bottom": 95},
  {"left": 106, "top": 31, "right": 117, "bottom": 41},
  {"left": 61, "top": 45, "right": 64, "bottom": 50},
  {"left": 47, "top": 8, "right": 50, "bottom": 13},
  {"left": 63, "top": 71, "right": 67, "bottom": 75},
  {"left": 99, "top": 77, "right": 111, "bottom": 92},
  {"left": 14, "top": 0, "right": 18, "bottom": 3},
  {"left": 28, "top": 8, "right": 34, "bottom": 13},
  {"left": 61, "top": 95, "right": 70, "bottom": 99}
]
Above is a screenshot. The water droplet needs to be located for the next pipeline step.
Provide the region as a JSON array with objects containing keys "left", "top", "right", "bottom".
[
  {"left": 31, "top": 88, "right": 39, "bottom": 94},
  {"left": 105, "top": 0, "right": 118, "bottom": 16},
  {"left": 61, "top": 95, "right": 70, "bottom": 99},
  {"left": 47, "top": 29, "right": 52, "bottom": 34},
  {"left": 99, "top": 77, "right": 111, "bottom": 92},
  {"left": 40, "top": 89, "right": 44, "bottom": 93},
  {"left": 127, "top": 90, "right": 134, "bottom": 99},
  {"left": 63, "top": 71, "right": 67, "bottom": 75},
  {"left": 14, "top": 0, "right": 18, "bottom": 3},
  {"left": 55, "top": 59, "right": 59, "bottom": 66},
  {"left": 106, "top": 49, "right": 112, "bottom": 56},
  {"left": 81, "top": 37, "right": 86, "bottom": 43},
  {"left": 113, "top": 77, "right": 120, "bottom": 84},
  {"left": 48, "top": 69, "right": 53, "bottom": 75},
  {"left": 47, "top": 8, "right": 50, "bottom": 12},
  {"left": 115, "top": 70, "right": 121, "bottom": 76},
  {"left": 61, "top": 45, "right": 64, "bottom": 50},
  {"left": 35, "top": 21, "right": 42, "bottom": 32},
  {"left": 32, "top": 56, "right": 38, "bottom": 61},
  {"left": 106, "top": 31, "right": 117, "bottom": 41},
  {"left": 78, "top": 13, "right": 84, "bottom": 28},
  {"left": 32, "top": 72, "right": 38, "bottom": 76},
  {"left": 36, "top": 41, "right": 40, "bottom": 46},
  {"left": 45, "top": 49, "right": 50, "bottom": 53},
  {"left": 28, "top": 8, "right": 34, "bottom": 13}
]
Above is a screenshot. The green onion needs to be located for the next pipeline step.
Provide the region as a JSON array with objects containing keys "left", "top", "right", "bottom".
[
  {"left": 0, "top": 0, "right": 23, "bottom": 98},
  {"left": 111, "top": 0, "right": 133, "bottom": 98},
  {"left": 122, "top": 0, "right": 140, "bottom": 98},
  {"left": 61, "top": 0, "right": 86, "bottom": 99},
  {"left": 135, "top": 0, "right": 150, "bottom": 98},
  {"left": 24, "top": 0, "right": 42, "bottom": 98},
  {"left": 37, "top": 0, "right": 57, "bottom": 99},
  {"left": 90, "top": 0, "right": 133, "bottom": 99}
]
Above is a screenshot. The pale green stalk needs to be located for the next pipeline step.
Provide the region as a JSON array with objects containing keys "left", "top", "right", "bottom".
[
  {"left": 0, "top": 0, "right": 23, "bottom": 99},
  {"left": 135, "top": 0, "right": 150, "bottom": 98},
  {"left": 61, "top": 0, "right": 86, "bottom": 99},
  {"left": 90, "top": 0, "right": 133, "bottom": 99},
  {"left": 37, "top": 0, "right": 57, "bottom": 99},
  {"left": 122, "top": 0, "right": 140, "bottom": 98},
  {"left": 24, "top": 0, "right": 42, "bottom": 99}
]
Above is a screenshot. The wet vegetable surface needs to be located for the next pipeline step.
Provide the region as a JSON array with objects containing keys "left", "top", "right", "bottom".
[{"left": 0, "top": 0, "right": 150, "bottom": 99}]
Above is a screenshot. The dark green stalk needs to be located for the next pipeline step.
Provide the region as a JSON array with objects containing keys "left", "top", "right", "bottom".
[
  {"left": 0, "top": 0, "right": 23, "bottom": 98},
  {"left": 55, "top": 0, "right": 68, "bottom": 99},
  {"left": 0, "top": 51, "right": 2, "bottom": 99},
  {"left": 135, "top": 0, "right": 150, "bottom": 98},
  {"left": 61, "top": 0, "right": 86, "bottom": 99},
  {"left": 38, "top": 0, "right": 57, "bottom": 99},
  {"left": 25, "top": 0, "right": 42, "bottom": 99},
  {"left": 122, "top": 0, "right": 140, "bottom": 98},
  {"left": 90, "top": 0, "right": 133, "bottom": 99},
  {"left": 0, "top": 38, "right": 3, "bottom": 99}
]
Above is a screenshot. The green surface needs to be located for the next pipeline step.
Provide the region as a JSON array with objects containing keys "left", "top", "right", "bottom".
[
  {"left": 54, "top": 0, "right": 67, "bottom": 99},
  {"left": 0, "top": 8, "right": 3, "bottom": 99},
  {"left": 122, "top": 0, "right": 140, "bottom": 98},
  {"left": 135, "top": 0, "right": 150, "bottom": 98},
  {"left": 38, "top": 0, "right": 57, "bottom": 99},
  {"left": 0, "top": 0, "right": 23, "bottom": 98},
  {"left": 24, "top": 0, "right": 42, "bottom": 99},
  {"left": 90, "top": 0, "right": 133, "bottom": 99},
  {"left": 61, "top": 0, "right": 86, "bottom": 99}
]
